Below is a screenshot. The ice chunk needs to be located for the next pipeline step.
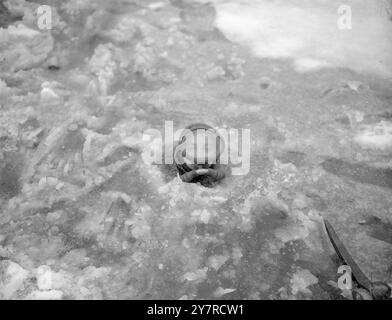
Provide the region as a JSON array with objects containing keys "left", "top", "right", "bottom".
[
  {"left": 213, "top": 287, "right": 236, "bottom": 298},
  {"left": 207, "top": 255, "right": 229, "bottom": 271},
  {"left": 200, "top": 209, "right": 211, "bottom": 224},
  {"left": 181, "top": 267, "right": 208, "bottom": 282},
  {"left": 290, "top": 268, "right": 318, "bottom": 295},
  {"left": 0, "top": 261, "right": 29, "bottom": 299},
  {"left": 88, "top": 43, "right": 120, "bottom": 95},
  {"left": 148, "top": 2, "right": 166, "bottom": 11},
  {"left": 36, "top": 265, "right": 54, "bottom": 290},
  {"left": 131, "top": 223, "right": 151, "bottom": 240},
  {"left": 0, "top": 23, "right": 54, "bottom": 72},
  {"left": 275, "top": 225, "right": 309, "bottom": 243},
  {"left": 232, "top": 247, "right": 243, "bottom": 265},
  {"left": 36, "top": 265, "right": 67, "bottom": 291},
  {"left": 354, "top": 121, "right": 392, "bottom": 151},
  {"left": 62, "top": 0, "right": 92, "bottom": 14},
  {"left": 345, "top": 81, "right": 364, "bottom": 92},
  {"left": 211, "top": 0, "right": 392, "bottom": 77},
  {"left": 7, "top": 24, "right": 40, "bottom": 38},
  {"left": 26, "top": 290, "right": 63, "bottom": 300},
  {"left": 40, "top": 87, "right": 60, "bottom": 103},
  {"left": 292, "top": 194, "right": 309, "bottom": 210}
]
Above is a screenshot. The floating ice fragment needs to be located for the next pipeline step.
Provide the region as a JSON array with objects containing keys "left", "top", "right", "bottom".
[
  {"left": 148, "top": 2, "right": 166, "bottom": 10},
  {"left": 275, "top": 225, "right": 309, "bottom": 243},
  {"left": 213, "top": 287, "right": 236, "bottom": 298},
  {"left": 36, "top": 266, "right": 54, "bottom": 291},
  {"left": 7, "top": 24, "right": 40, "bottom": 38},
  {"left": 0, "top": 23, "right": 54, "bottom": 72},
  {"left": 232, "top": 247, "right": 243, "bottom": 264},
  {"left": 207, "top": 255, "right": 229, "bottom": 271},
  {"left": 40, "top": 87, "right": 60, "bottom": 103},
  {"left": 0, "top": 261, "right": 29, "bottom": 299},
  {"left": 131, "top": 223, "right": 151, "bottom": 240},
  {"left": 292, "top": 194, "right": 308, "bottom": 210},
  {"left": 200, "top": 209, "right": 211, "bottom": 224},
  {"left": 209, "top": 196, "right": 227, "bottom": 203},
  {"left": 181, "top": 267, "right": 208, "bottom": 282},
  {"left": 36, "top": 265, "right": 68, "bottom": 291},
  {"left": 354, "top": 121, "right": 392, "bottom": 151},
  {"left": 345, "top": 81, "right": 363, "bottom": 92},
  {"left": 191, "top": 209, "right": 201, "bottom": 217},
  {"left": 290, "top": 268, "right": 318, "bottom": 295}
]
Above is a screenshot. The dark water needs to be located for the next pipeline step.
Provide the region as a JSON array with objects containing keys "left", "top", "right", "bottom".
[{"left": 322, "top": 158, "right": 392, "bottom": 190}]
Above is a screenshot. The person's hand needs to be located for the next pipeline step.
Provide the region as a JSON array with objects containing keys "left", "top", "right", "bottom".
[{"left": 195, "top": 169, "right": 209, "bottom": 175}]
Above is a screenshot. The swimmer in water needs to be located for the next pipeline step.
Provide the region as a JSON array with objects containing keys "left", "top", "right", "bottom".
[{"left": 174, "top": 123, "right": 227, "bottom": 187}]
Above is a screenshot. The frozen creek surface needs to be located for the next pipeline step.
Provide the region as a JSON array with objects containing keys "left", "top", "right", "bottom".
[{"left": 0, "top": 0, "right": 392, "bottom": 300}]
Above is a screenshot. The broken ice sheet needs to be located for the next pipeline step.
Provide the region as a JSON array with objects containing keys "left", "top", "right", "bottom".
[{"left": 290, "top": 268, "right": 319, "bottom": 296}]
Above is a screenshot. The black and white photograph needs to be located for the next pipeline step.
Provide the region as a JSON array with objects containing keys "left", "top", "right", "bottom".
[{"left": 0, "top": 0, "right": 391, "bottom": 306}]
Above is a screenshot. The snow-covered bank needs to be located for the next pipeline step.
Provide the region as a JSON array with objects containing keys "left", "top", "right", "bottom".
[{"left": 207, "top": 0, "right": 392, "bottom": 77}]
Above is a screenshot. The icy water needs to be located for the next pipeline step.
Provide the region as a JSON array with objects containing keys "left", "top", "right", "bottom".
[{"left": 0, "top": 0, "right": 391, "bottom": 300}]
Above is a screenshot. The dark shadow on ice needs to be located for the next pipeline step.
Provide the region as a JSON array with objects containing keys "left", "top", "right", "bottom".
[
  {"left": 362, "top": 216, "right": 392, "bottom": 245},
  {"left": 276, "top": 150, "right": 306, "bottom": 167},
  {"left": 0, "top": 152, "right": 23, "bottom": 200},
  {"left": 0, "top": 1, "right": 22, "bottom": 28},
  {"left": 321, "top": 158, "right": 392, "bottom": 190}
]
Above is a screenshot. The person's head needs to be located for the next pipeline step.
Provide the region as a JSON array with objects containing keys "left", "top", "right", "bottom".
[{"left": 175, "top": 123, "right": 224, "bottom": 171}]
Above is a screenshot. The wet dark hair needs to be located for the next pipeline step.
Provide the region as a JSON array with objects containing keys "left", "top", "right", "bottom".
[{"left": 176, "top": 123, "right": 224, "bottom": 173}]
